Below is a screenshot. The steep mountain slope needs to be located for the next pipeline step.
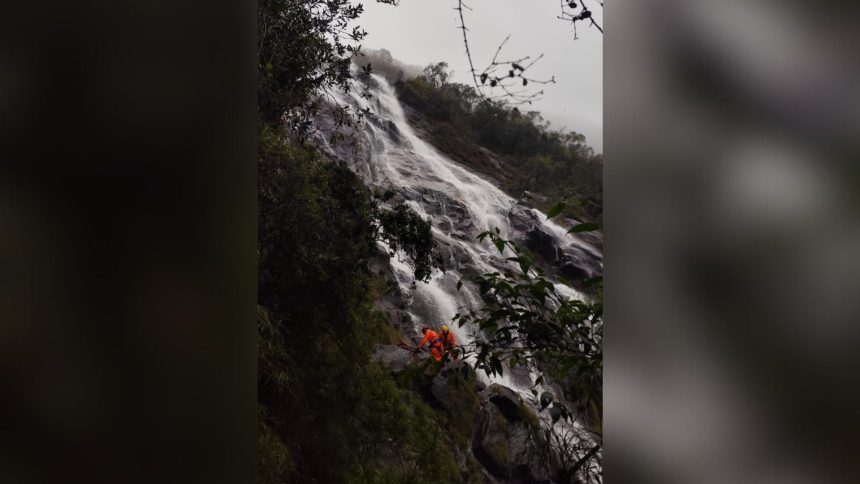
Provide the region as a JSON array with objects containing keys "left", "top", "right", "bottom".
[
  {"left": 392, "top": 72, "right": 603, "bottom": 227},
  {"left": 256, "top": 19, "right": 602, "bottom": 478},
  {"left": 317, "top": 71, "right": 603, "bottom": 482}
]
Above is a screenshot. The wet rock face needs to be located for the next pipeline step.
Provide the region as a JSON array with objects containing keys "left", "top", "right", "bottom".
[
  {"left": 472, "top": 399, "right": 513, "bottom": 477},
  {"left": 432, "top": 361, "right": 482, "bottom": 397},
  {"left": 519, "top": 225, "right": 603, "bottom": 286},
  {"left": 381, "top": 119, "right": 401, "bottom": 143},
  {"left": 525, "top": 228, "right": 559, "bottom": 263},
  {"left": 487, "top": 385, "right": 523, "bottom": 422},
  {"left": 372, "top": 345, "right": 417, "bottom": 375},
  {"left": 430, "top": 361, "right": 483, "bottom": 433},
  {"left": 368, "top": 248, "right": 423, "bottom": 340},
  {"left": 507, "top": 205, "right": 601, "bottom": 285},
  {"left": 380, "top": 354, "right": 556, "bottom": 483},
  {"left": 560, "top": 261, "right": 589, "bottom": 281},
  {"left": 506, "top": 203, "right": 542, "bottom": 234},
  {"left": 435, "top": 241, "right": 473, "bottom": 271},
  {"left": 471, "top": 384, "right": 552, "bottom": 484},
  {"left": 413, "top": 186, "right": 478, "bottom": 236}
]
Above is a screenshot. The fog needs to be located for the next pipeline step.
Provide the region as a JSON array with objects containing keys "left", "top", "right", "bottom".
[{"left": 359, "top": 0, "right": 604, "bottom": 152}]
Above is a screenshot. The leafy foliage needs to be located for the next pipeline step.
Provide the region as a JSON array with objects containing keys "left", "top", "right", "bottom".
[
  {"left": 257, "top": 132, "right": 457, "bottom": 482},
  {"left": 256, "top": 1, "right": 603, "bottom": 480},
  {"left": 423, "top": 61, "right": 452, "bottom": 87},
  {"left": 375, "top": 202, "right": 443, "bottom": 282},
  {"left": 257, "top": 0, "right": 398, "bottom": 133},
  {"left": 259, "top": 0, "right": 355, "bottom": 130},
  {"left": 454, "top": 230, "right": 602, "bottom": 435},
  {"left": 453, "top": 227, "right": 603, "bottom": 481},
  {"left": 567, "top": 222, "right": 599, "bottom": 234},
  {"left": 256, "top": 1, "right": 451, "bottom": 478}
]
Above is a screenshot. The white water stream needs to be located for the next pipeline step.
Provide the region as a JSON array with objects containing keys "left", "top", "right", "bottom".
[{"left": 324, "top": 73, "right": 602, "bottom": 395}]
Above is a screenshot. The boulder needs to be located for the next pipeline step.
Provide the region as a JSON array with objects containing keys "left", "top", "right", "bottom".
[
  {"left": 507, "top": 421, "right": 550, "bottom": 484},
  {"left": 557, "top": 246, "right": 602, "bottom": 284},
  {"left": 472, "top": 384, "right": 552, "bottom": 483},
  {"left": 560, "top": 261, "right": 589, "bottom": 282},
  {"left": 472, "top": 399, "right": 513, "bottom": 477},
  {"left": 525, "top": 228, "right": 559, "bottom": 263},
  {"left": 430, "top": 361, "right": 482, "bottom": 435},
  {"left": 372, "top": 345, "right": 418, "bottom": 375},
  {"left": 507, "top": 204, "right": 541, "bottom": 234},
  {"left": 486, "top": 384, "right": 523, "bottom": 422},
  {"left": 522, "top": 227, "right": 602, "bottom": 285},
  {"left": 411, "top": 187, "right": 478, "bottom": 235}
]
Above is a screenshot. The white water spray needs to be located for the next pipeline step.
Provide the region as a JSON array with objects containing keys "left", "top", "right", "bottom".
[{"left": 324, "top": 74, "right": 602, "bottom": 396}]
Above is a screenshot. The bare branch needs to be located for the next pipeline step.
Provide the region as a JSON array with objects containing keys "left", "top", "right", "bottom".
[
  {"left": 456, "top": 1, "right": 555, "bottom": 104},
  {"left": 559, "top": 0, "right": 603, "bottom": 33},
  {"left": 456, "top": 0, "right": 481, "bottom": 91}
]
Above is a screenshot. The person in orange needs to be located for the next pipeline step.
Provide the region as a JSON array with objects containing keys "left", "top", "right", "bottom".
[
  {"left": 440, "top": 325, "right": 458, "bottom": 360},
  {"left": 417, "top": 326, "right": 446, "bottom": 362}
]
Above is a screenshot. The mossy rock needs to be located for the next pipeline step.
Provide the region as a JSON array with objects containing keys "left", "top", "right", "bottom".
[
  {"left": 485, "top": 437, "right": 510, "bottom": 474},
  {"left": 472, "top": 384, "right": 554, "bottom": 483},
  {"left": 471, "top": 402, "right": 511, "bottom": 478},
  {"left": 431, "top": 362, "right": 482, "bottom": 440}
]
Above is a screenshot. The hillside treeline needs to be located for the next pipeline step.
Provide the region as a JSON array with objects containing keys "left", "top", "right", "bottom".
[{"left": 360, "top": 56, "right": 603, "bottom": 223}]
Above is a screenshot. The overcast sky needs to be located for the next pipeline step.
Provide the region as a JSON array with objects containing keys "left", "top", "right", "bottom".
[{"left": 359, "top": 0, "right": 603, "bottom": 152}]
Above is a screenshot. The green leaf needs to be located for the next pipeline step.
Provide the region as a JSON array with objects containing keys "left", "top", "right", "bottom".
[
  {"left": 492, "top": 358, "right": 504, "bottom": 376},
  {"left": 519, "top": 259, "right": 530, "bottom": 275},
  {"left": 566, "top": 223, "right": 599, "bottom": 234},
  {"left": 506, "top": 256, "right": 531, "bottom": 275},
  {"left": 494, "top": 239, "right": 505, "bottom": 253},
  {"left": 546, "top": 201, "right": 566, "bottom": 220},
  {"left": 540, "top": 391, "right": 553, "bottom": 409}
]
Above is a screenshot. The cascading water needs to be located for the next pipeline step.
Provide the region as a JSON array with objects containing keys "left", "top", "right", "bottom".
[{"left": 322, "top": 73, "right": 602, "bottom": 391}]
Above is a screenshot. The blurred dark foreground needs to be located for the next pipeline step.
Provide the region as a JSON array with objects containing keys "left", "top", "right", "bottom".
[
  {"left": 606, "top": 1, "right": 860, "bottom": 483},
  {"left": 0, "top": 0, "right": 256, "bottom": 482},
  {"left": 1, "top": 0, "right": 859, "bottom": 482}
]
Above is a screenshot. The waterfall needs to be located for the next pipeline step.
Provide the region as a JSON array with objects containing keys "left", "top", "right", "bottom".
[{"left": 322, "top": 74, "right": 602, "bottom": 396}]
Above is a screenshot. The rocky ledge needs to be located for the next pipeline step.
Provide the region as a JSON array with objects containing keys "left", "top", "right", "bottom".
[{"left": 372, "top": 347, "right": 564, "bottom": 483}]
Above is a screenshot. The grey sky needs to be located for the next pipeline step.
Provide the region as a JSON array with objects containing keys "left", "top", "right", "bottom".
[{"left": 359, "top": 0, "right": 603, "bottom": 152}]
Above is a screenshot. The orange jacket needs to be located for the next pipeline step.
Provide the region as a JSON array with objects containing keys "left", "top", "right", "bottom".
[
  {"left": 418, "top": 329, "right": 445, "bottom": 354},
  {"left": 440, "top": 330, "right": 456, "bottom": 349}
]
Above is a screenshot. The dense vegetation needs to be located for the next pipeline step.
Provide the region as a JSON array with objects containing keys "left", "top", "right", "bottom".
[
  {"left": 456, "top": 229, "right": 603, "bottom": 435},
  {"left": 390, "top": 63, "right": 603, "bottom": 223},
  {"left": 258, "top": 2, "right": 603, "bottom": 482},
  {"left": 256, "top": 2, "right": 474, "bottom": 483},
  {"left": 362, "top": 56, "right": 605, "bottom": 474}
]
